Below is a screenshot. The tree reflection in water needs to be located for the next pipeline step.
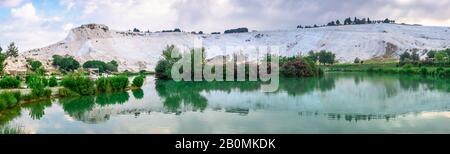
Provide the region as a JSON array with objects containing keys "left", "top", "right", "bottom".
[
  {"left": 22, "top": 100, "right": 52, "bottom": 120},
  {"left": 1, "top": 73, "right": 449, "bottom": 126},
  {"left": 132, "top": 89, "right": 144, "bottom": 100}
]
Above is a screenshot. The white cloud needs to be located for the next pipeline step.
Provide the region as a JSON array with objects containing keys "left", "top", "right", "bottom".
[
  {"left": 0, "top": 3, "right": 66, "bottom": 51},
  {"left": 11, "top": 3, "right": 39, "bottom": 22}
]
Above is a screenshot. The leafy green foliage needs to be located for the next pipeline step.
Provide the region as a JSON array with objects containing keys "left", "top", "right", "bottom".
[
  {"left": 0, "top": 91, "right": 20, "bottom": 111},
  {"left": 95, "top": 76, "right": 129, "bottom": 93},
  {"left": 354, "top": 57, "right": 361, "bottom": 64},
  {"left": 27, "top": 59, "right": 43, "bottom": 72},
  {"left": 156, "top": 45, "right": 182, "bottom": 80},
  {"left": 281, "top": 57, "right": 322, "bottom": 77},
  {"left": 0, "top": 47, "right": 6, "bottom": 75},
  {"left": 82, "top": 60, "right": 118, "bottom": 73},
  {"left": 435, "top": 51, "right": 448, "bottom": 63},
  {"left": 58, "top": 88, "right": 80, "bottom": 97},
  {"left": 48, "top": 76, "right": 58, "bottom": 87},
  {"left": 132, "top": 75, "right": 145, "bottom": 88},
  {"left": 61, "top": 75, "right": 95, "bottom": 95},
  {"left": 308, "top": 50, "right": 336, "bottom": 65},
  {"left": 0, "top": 76, "right": 20, "bottom": 89},
  {"left": 5, "top": 42, "right": 19, "bottom": 58},
  {"left": 52, "top": 55, "right": 80, "bottom": 72}
]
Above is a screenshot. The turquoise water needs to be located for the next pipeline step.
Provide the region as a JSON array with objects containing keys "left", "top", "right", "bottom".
[{"left": 1, "top": 73, "right": 450, "bottom": 134}]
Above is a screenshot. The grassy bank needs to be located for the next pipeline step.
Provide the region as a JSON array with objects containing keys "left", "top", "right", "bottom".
[{"left": 323, "top": 62, "right": 450, "bottom": 77}]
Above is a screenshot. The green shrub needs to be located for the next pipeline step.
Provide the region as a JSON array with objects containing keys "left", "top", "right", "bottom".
[
  {"left": 83, "top": 60, "right": 118, "bottom": 73},
  {"left": 0, "top": 92, "right": 19, "bottom": 110},
  {"left": 110, "top": 76, "right": 129, "bottom": 91},
  {"left": 399, "top": 68, "right": 415, "bottom": 74},
  {"left": 31, "top": 88, "right": 52, "bottom": 98},
  {"left": 61, "top": 75, "right": 95, "bottom": 95},
  {"left": 420, "top": 67, "right": 428, "bottom": 75},
  {"left": 26, "top": 75, "right": 46, "bottom": 89},
  {"left": 48, "top": 76, "right": 58, "bottom": 87},
  {"left": 95, "top": 76, "right": 129, "bottom": 93},
  {"left": 445, "top": 69, "right": 450, "bottom": 77},
  {"left": 27, "top": 59, "right": 42, "bottom": 72},
  {"left": 58, "top": 88, "right": 80, "bottom": 97},
  {"left": 155, "top": 60, "right": 173, "bottom": 80},
  {"left": 435, "top": 67, "right": 445, "bottom": 77},
  {"left": 0, "top": 76, "right": 21, "bottom": 89},
  {"left": 132, "top": 76, "right": 145, "bottom": 88},
  {"left": 52, "top": 55, "right": 80, "bottom": 72},
  {"left": 281, "top": 58, "right": 319, "bottom": 77},
  {"left": 403, "top": 63, "right": 414, "bottom": 69}
]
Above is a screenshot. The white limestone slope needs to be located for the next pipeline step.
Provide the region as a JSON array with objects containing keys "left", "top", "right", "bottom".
[{"left": 5, "top": 23, "right": 450, "bottom": 73}]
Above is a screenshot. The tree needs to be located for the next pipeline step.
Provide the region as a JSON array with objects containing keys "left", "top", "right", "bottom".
[
  {"left": 132, "top": 75, "right": 145, "bottom": 88},
  {"left": 354, "top": 57, "right": 361, "bottom": 64},
  {"left": 48, "top": 76, "right": 58, "bottom": 87},
  {"left": 400, "top": 52, "right": 411, "bottom": 64},
  {"left": 52, "top": 55, "right": 80, "bottom": 72},
  {"left": 427, "top": 50, "right": 436, "bottom": 59},
  {"left": 0, "top": 46, "right": 5, "bottom": 74},
  {"left": 367, "top": 18, "right": 372, "bottom": 24},
  {"left": 318, "top": 50, "right": 336, "bottom": 65},
  {"left": 383, "top": 18, "right": 390, "bottom": 23},
  {"left": 133, "top": 28, "right": 140, "bottom": 32},
  {"left": 224, "top": 28, "right": 248, "bottom": 34},
  {"left": 27, "top": 59, "right": 43, "bottom": 72},
  {"left": 307, "top": 51, "right": 318, "bottom": 63},
  {"left": 6, "top": 42, "right": 19, "bottom": 58},
  {"left": 336, "top": 20, "right": 341, "bottom": 25},
  {"left": 83, "top": 60, "right": 118, "bottom": 73},
  {"left": 411, "top": 51, "right": 420, "bottom": 62},
  {"left": 344, "top": 17, "right": 352, "bottom": 25},
  {"left": 435, "top": 51, "right": 448, "bottom": 63},
  {"left": 174, "top": 28, "right": 181, "bottom": 32},
  {"left": 106, "top": 60, "right": 119, "bottom": 72}
]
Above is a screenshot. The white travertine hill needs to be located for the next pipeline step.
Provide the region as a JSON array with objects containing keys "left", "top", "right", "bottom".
[{"left": 4, "top": 23, "right": 450, "bottom": 73}]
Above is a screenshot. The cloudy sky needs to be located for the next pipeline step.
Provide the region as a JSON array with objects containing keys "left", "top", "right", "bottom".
[{"left": 1, "top": 0, "right": 450, "bottom": 51}]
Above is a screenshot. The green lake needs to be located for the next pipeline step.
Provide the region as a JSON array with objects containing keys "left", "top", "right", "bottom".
[{"left": 1, "top": 73, "right": 450, "bottom": 134}]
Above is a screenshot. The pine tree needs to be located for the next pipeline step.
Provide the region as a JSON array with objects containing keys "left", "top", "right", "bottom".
[
  {"left": 367, "top": 18, "right": 372, "bottom": 24},
  {"left": 0, "top": 44, "right": 3, "bottom": 54},
  {"left": 336, "top": 20, "right": 341, "bottom": 25},
  {"left": 6, "top": 42, "right": 19, "bottom": 58}
]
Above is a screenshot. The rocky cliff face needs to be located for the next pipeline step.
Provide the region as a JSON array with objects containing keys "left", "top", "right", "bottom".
[{"left": 4, "top": 23, "right": 450, "bottom": 74}]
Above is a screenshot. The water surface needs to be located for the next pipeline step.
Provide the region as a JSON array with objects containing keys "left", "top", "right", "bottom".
[{"left": 1, "top": 73, "right": 450, "bottom": 134}]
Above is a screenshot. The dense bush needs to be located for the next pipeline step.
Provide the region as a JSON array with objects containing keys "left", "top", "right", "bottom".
[
  {"left": 82, "top": 60, "right": 118, "bottom": 73},
  {"left": 0, "top": 76, "right": 20, "bottom": 89},
  {"left": 96, "top": 76, "right": 129, "bottom": 93},
  {"left": 48, "top": 76, "right": 58, "bottom": 87},
  {"left": 281, "top": 58, "right": 318, "bottom": 77},
  {"left": 61, "top": 75, "right": 95, "bottom": 95},
  {"left": 31, "top": 88, "right": 52, "bottom": 99},
  {"left": 58, "top": 88, "right": 80, "bottom": 97},
  {"left": 0, "top": 91, "right": 21, "bottom": 110},
  {"left": 420, "top": 67, "right": 428, "bottom": 75},
  {"left": 27, "top": 59, "right": 42, "bottom": 72},
  {"left": 132, "top": 76, "right": 145, "bottom": 88},
  {"left": 307, "top": 50, "right": 336, "bottom": 65},
  {"left": 52, "top": 55, "right": 80, "bottom": 72},
  {"left": 155, "top": 60, "right": 174, "bottom": 80}
]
